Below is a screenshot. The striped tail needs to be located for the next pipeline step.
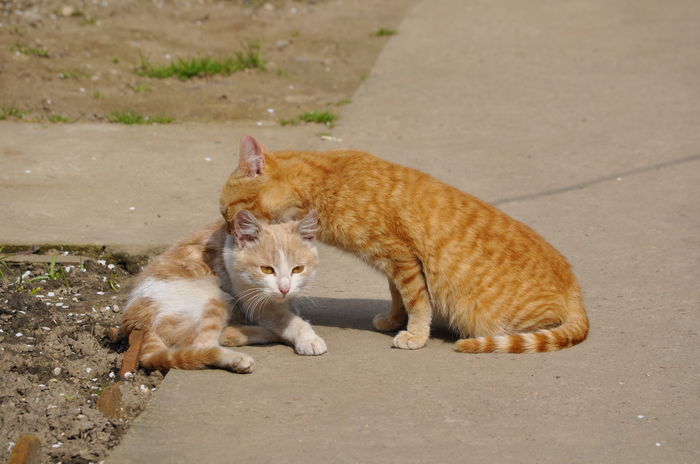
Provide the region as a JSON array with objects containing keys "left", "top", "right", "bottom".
[
  {"left": 454, "top": 297, "right": 589, "bottom": 354},
  {"left": 140, "top": 332, "right": 255, "bottom": 373}
]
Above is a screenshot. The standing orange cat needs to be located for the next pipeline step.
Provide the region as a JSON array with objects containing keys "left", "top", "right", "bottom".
[{"left": 220, "top": 136, "right": 589, "bottom": 353}]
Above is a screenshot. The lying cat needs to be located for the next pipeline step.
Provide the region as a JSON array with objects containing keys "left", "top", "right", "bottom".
[
  {"left": 117, "top": 209, "right": 327, "bottom": 374},
  {"left": 219, "top": 135, "right": 589, "bottom": 353}
]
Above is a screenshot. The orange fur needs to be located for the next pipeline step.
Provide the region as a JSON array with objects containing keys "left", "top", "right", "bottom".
[{"left": 220, "top": 136, "right": 589, "bottom": 353}]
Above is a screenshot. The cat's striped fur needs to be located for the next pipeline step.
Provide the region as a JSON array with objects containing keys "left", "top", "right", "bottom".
[
  {"left": 219, "top": 136, "right": 589, "bottom": 353},
  {"left": 117, "top": 210, "right": 325, "bottom": 373}
]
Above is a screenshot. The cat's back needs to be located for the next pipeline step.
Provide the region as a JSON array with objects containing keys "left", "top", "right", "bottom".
[{"left": 139, "top": 219, "right": 228, "bottom": 282}]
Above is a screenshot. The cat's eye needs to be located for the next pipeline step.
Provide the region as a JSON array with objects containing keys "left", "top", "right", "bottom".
[
  {"left": 261, "top": 266, "right": 275, "bottom": 275},
  {"left": 292, "top": 266, "right": 304, "bottom": 274}
]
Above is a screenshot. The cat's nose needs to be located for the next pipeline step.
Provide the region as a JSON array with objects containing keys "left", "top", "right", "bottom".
[{"left": 279, "top": 279, "right": 290, "bottom": 295}]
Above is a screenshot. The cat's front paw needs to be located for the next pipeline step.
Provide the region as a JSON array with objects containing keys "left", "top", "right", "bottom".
[
  {"left": 393, "top": 330, "right": 427, "bottom": 350},
  {"left": 226, "top": 351, "right": 256, "bottom": 373},
  {"left": 372, "top": 313, "right": 404, "bottom": 332},
  {"left": 294, "top": 334, "right": 327, "bottom": 356}
]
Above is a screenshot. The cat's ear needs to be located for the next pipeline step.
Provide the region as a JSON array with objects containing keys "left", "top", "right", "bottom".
[
  {"left": 297, "top": 209, "right": 318, "bottom": 241},
  {"left": 238, "top": 135, "right": 266, "bottom": 177},
  {"left": 233, "top": 210, "right": 261, "bottom": 245}
]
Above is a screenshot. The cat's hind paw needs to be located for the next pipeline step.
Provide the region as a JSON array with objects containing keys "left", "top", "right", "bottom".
[
  {"left": 393, "top": 330, "right": 427, "bottom": 350},
  {"left": 373, "top": 313, "right": 405, "bottom": 332},
  {"left": 294, "top": 334, "right": 327, "bottom": 356}
]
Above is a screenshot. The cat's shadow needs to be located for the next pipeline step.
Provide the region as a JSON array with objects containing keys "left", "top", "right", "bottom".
[{"left": 293, "top": 297, "right": 455, "bottom": 342}]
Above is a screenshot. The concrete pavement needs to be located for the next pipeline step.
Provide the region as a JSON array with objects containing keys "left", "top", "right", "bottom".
[{"left": 2, "top": 0, "right": 699, "bottom": 462}]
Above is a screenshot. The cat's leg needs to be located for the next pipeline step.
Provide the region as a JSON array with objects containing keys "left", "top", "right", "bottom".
[
  {"left": 255, "top": 302, "right": 327, "bottom": 356},
  {"left": 389, "top": 258, "right": 432, "bottom": 349},
  {"left": 219, "top": 324, "right": 282, "bottom": 346},
  {"left": 372, "top": 277, "right": 408, "bottom": 331},
  {"left": 187, "top": 299, "right": 256, "bottom": 372}
]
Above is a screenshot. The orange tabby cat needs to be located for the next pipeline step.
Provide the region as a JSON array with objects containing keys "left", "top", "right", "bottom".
[
  {"left": 117, "top": 209, "right": 325, "bottom": 373},
  {"left": 219, "top": 136, "right": 589, "bottom": 353}
]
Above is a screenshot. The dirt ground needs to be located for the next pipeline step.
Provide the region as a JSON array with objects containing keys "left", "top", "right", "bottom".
[
  {"left": 0, "top": 249, "right": 157, "bottom": 463},
  {"left": 0, "top": 0, "right": 412, "bottom": 124}
]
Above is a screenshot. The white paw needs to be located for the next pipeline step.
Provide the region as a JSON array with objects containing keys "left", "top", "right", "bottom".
[
  {"left": 392, "top": 330, "right": 427, "bottom": 350},
  {"left": 294, "top": 334, "right": 327, "bottom": 356},
  {"left": 227, "top": 352, "right": 256, "bottom": 373}
]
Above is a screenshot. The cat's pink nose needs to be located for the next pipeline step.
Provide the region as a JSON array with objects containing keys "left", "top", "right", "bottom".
[{"left": 279, "top": 285, "right": 290, "bottom": 295}]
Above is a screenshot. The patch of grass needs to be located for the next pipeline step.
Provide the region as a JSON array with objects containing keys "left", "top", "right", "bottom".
[
  {"left": 0, "top": 106, "right": 28, "bottom": 120},
  {"left": 299, "top": 110, "right": 337, "bottom": 126},
  {"left": 48, "top": 115, "right": 71, "bottom": 123},
  {"left": 127, "top": 83, "right": 151, "bottom": 93},
  {"left": 275, "top": 68, "right": 289, "bottom": 78},
  {"left": 112, "top": 57, "right": 120, "bottom": 64},
  {"left": 44, "top": 256, "right": 71, "bottom": 286},
  {"left": 277, "top": 117, "right": 300, "bottom": 127},
  {"left": 278, "top": 110, "right": 338, "bottom": 127},
  {"left": 371, "top": 27, "right": 397, "bottom": 37},
  {"left": 11, "top": 42, "right": 49, "bottom": 57},
  {"left": 80, "top": 16, "right": 99, "bottom": 26},
  {"left": 109, "top": 110, "right": 173, "bottom": 125},
  {"left": 92, "top": 91, "right": 104, "bottom": 100},
  {"left": 58, "top": 70, "right": 89, "bottom": 80},
  {"left": 135, "top": 41, "right": 265, "bottom": 80},
  {"left": 333, "top": 98, "right": 352, "bottom": 106},
  {"left": 108, "top": 273, "right": 119, "bottom": 292}
]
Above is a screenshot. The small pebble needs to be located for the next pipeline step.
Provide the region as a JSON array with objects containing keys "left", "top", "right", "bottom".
[
  {"left": 204, "top": 157, "right": 212, "bottom": 162},
  {"left": 637, "top": 415, "right": 645, "bottom": 419},
  {"left": 109, "top": 371, "right": 115, "bottom": 379},
  {"left": 15, "top": 332, "right": 23, "bottom": 337},
  {"left": 47, "top": 291, "right": 56, "bottom": 297},
  {"left": 96, "top": 291, "right": 105, "bottom": 295},
  {"left": 655, "top": 442, "right": 661, "bottom": 447},
  {"left": 53, "top": 367, "right": 62, "bottom": 376},
  {"left": 128, "top": 206, "right": 136, "bottom": 211},
  {"left": 107, "top": 264, "right": 115, "bottom": 270},
  {"left": 97, "top": 260, "right": 106, "bottom": 266},
  {"left": 124, "top": 372, "right": 134, "bottom": 379},
  {"left": 86, "top": 367, "right": 93, "bottom": 374},
  {"left": 51, "top": 442, "right": 63, "bottom": 449}
]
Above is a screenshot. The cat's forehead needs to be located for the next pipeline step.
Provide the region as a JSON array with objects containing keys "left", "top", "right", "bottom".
[{"left": 248, "top": 223, "right": 317, "bottom": 263}]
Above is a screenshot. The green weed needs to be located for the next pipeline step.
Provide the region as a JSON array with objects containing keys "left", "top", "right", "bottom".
[
  {"left": 12, "top": 42, "right": 49, "bottom": 57},
  {"left": 135, "top": 41, "right": 265, "bottom": 80},
  {"left": 299, "top": 110, "right": 337, "bottom": 126},
  {"left": 277, "top": 117, "right": 300, "bottom": 127},
  {"left": 127, "top": 83, "right": 151, "bottom": 93},
  {"left": 108, "top": 273, "right": 119, "bottom": 292},
  {"left": 109, "top": 110, "right": 173, "bottom": 125},
  {"left": 48, "top": 115, "right": 71, "bottom": 123},
  {"left": 92, "top": 91, "right": 103, "bottom": 100},
  {"left": 58, "top": 70, "right": 89, "bottom": 80},
  {"left": 44, "top": 256, "right": 71, "bottom": 286},
  {"left": 371, "top": 27, "right": 397, "bottom": 37},
  {"left": 278, "top": 110, "right": 338, "bottom": 127},
  {"left": 80, "top": 16, "right": 99, "bottom": 26},
  {"left": 0, "top": 106, "right": 27, "bottom": 120},
  {"left": 333, "top": 98, "right": 352, "bottom": 106}
]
